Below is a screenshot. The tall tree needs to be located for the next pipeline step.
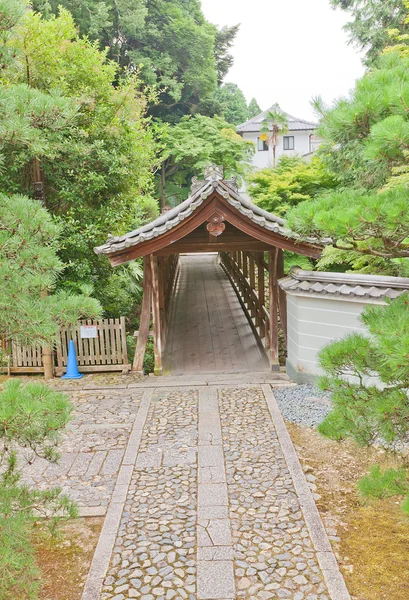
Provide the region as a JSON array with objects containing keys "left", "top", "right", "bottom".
[
  {"left": 248, "top": 97, "right": 261, "bottom": 118},
  {"left": 214, "top": 24, "right": 240, "bottom": 84},
  {"left": 0, "top": 6, "right": 157, "bottom": 316},
  {"left": 214, "top": 82, "right": 249, "bottom": 125},
  {"left": 33, "top": 0, "right": 238, "bottom": 120},
  {"left": 330, "top": 0, "right": 408, "bottom": 64}
]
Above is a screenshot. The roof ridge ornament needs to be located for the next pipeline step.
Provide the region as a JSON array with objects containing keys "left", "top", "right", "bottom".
[{"left": 204, "top": 164, "right": 224, "bottom": 182}]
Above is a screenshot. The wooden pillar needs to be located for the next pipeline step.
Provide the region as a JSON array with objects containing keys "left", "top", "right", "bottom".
[
  {"left": 133, "top": 256, "right": 153, "bottom": 372},
  {"left": 256, "top": 252, "right": 265, "bottom": 337},
  {"left": 277, "top": 249, "right": 288, "bottom": 344},
  {"left": 268, "top": 249, "right": 280, "bottom": 371},
  {"left": 158, "top": 256, "right": 166, "bottom": 343},
  {"left": 43, "top": 345, "right": 54, "bottom": 380},
  {"left": 40, "top": 290, "right": 54, "bottom": 380},
  {"left": 151, "top": 255, "right": 163, "bottom": 376}
]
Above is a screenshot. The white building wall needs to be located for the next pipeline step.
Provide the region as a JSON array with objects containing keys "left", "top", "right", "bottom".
[
  {"left": 243, "top": 130, "right": 315, "bottom": 170},
  {"left": 285, "top": 293, "right": 385, "bottom": 383}
]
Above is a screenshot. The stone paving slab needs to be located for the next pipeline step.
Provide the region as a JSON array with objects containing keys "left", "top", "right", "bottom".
[
  {"left": 20, "top": 388, "right": 144, "bottom": 511},
  {"left": 80, "top": 384, "right": 350, "bottom": 600}
]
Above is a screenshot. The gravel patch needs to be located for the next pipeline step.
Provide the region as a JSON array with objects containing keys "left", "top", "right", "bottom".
[{"left": 274, "top": 384, "right": 332, "bottom": 428}]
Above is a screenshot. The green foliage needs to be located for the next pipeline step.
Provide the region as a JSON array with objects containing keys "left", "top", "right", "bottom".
[
  {"left": 0, "top": 380, "right": 77, "bottom": 599},
  {"left": 159, "top": 114, "right": 254, "bottom": 203},
  {"left": 316, "top": 51, "right": 409, "bottom": 189},
  {"left": 33, "top": 0, "right": 230, "bottom": 121},
  {"left": 214, "top": 25, "right": 240, "bottom": 85},
  {"left": 248, "top": 156, "right": 337, "bottom": 217},
  {"left": 358, "top": 466, "right": 409, "bottom": 499},
  {"left": 317, "top": 295, "right": 409, "bottom": 513},
  {"left": 214, "top": 83, "right": 249, "bottom": 126},
  {"left": 330, "top": 0, "right": 408, "bottom": 65},
  {"left": 260, "top": 104, "right": 289, "bottom": 167},
  {"left": 287, "top": 185, "right": 409, "bottom": 259},
  {"left": 315, "top": 245, "right": 409, "bottom": 276},
  {"left": 0, "top": 6, "right": 156, "bottom": 317},
  {"left": 248, "top": 97, "right": 261, "bottom": 119},
  {"left": 0, "top": 194, "right": 101, "bottom": 346}
]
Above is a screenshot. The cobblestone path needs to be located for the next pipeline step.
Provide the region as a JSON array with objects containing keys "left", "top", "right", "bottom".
[
  {"left": 21, "top": 388, "right": 144, "bottom": 513},
  {"left": 81, "top": 383, "right": 349, "bottom": 600}
]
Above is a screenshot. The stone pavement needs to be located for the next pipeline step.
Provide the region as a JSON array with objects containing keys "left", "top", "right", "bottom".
[
  {"left": 21, "top": 387, "right": 144, "bottom": 514},
  {"left": 72, "top": 378, "right": 350, "bottom": 600}
]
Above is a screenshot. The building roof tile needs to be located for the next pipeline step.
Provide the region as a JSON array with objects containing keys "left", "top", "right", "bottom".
[
  {"left": 279, "top": 267, "right": 409, "bottom": 300},
  {"left": 237, "top": 105, "right": 317, "bottom": 134}
]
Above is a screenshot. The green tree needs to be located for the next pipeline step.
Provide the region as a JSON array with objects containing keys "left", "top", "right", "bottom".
[
  {"left": 330, "top": 0, "right": 408, "bottom": 65},
  {"left": 0, "top": 189, "right": 100, "bottom": 597},
  {"left": 248, "top": 97, "right": 261, "bottom": 119},
  {"left": 158, "top": 114, "right": 254, "bottom": 208},
  {"left": 214, "top": 82, "right": 249, "bottom": 125},
  {"left": 286, "top": 185, "right": 409, "bottom": 260},
  {"left": 0, "top": 6, "right": 157, "bottom": 316},
  {"left": 317, "top": 294, "right": 409, "bottom": 514},
  {"left": 247, "top": 155, "right": 336, "bottom": 217},
  {"left": 260, "top": 104, "right": 289, "bottom": 167},
  {"left": 0, "top": 193, "right": 101, "bottom": 347},
  {"left": 214, "top": 24, "right": 240, "bottom": 84},
  {"left": 0, "top": 380, "right": 76, "bottom": 600},
  {"left": 33, "top": 0, "right": 235, "bottom": 121}
]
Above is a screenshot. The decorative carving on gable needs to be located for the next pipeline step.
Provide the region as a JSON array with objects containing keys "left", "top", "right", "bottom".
[{"left": 207, "top": 212, "right": 226, "bottom": 237}]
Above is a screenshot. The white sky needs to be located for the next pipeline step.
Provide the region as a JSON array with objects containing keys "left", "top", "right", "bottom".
[{"left": 201, "top": 0, "right": 365, "bottom": 121}]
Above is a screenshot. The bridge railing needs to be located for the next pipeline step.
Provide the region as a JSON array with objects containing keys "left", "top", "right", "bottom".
[{"left": 219, "top": 250, "right": 287, "bottom": 370}]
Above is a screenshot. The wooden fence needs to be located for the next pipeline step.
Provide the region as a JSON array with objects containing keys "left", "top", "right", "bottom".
[
  {"left": 219, "top": 250, "right": 287, "bottom": 369},
  {"left": 55, "top": 317, "right": 130, "bottom": 376},
  {"left": 1, "top": 317, "right": 130, "bottom": 376}
]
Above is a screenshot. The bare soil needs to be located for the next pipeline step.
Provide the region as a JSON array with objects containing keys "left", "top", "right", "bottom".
[
  {"left": 287, "top": 422, "right": 409, "bottom": 600},
  {"left": 35, "top": 517, "right": 102, "bottom": 600}
]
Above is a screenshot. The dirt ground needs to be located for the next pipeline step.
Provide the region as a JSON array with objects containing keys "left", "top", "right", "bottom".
[
  {"left": 287, "top": 422, "right": 409, "bottom": 600},
  {"left": 35, "top": 517, "right": 102, "bottom": 600}
]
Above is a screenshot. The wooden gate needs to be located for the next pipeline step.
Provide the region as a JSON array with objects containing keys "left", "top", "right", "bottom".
[{"left": 1, "top": 317, "right": 130, "bottom": 376}]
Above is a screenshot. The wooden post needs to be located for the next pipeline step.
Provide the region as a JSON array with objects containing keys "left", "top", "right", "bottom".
[
  {"left": 151, "top": 254, "right": 163, "bottom": 376},
  {"left": 42, "top": 345, "right": 54, "bottom": 380},
  {"left": 133, "top": 256, "right": 152, "bottom": 372},
  {"left": 40, "top": 289, "right": 54, "bottom": 380},
  {"left": 268, "top": 249, "right": 280, "bottom": 371},
  {"left": 256, "top": 252, "right": 265, "bottom": 336},
  {"left": 277, "top": 249, "right": 288, "bottom": 344}
]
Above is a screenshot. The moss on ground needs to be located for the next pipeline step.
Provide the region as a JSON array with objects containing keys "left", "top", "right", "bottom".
[
  {"left": 35, "top": 517, "right": 102, "bottom": 600},
  {"left": 287, "top": 422, "right": 409, "bottom": 600}
]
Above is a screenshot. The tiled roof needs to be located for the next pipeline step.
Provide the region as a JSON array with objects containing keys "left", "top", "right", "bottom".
[
  {"left": 279, "top": 267, "right": 409, "bottom": 300},
  {"left": 237, "top": 105, "right": 317, "bottom": 133},
  {"left": 94, "top": 165, "right": 309, "bottom": 256}
]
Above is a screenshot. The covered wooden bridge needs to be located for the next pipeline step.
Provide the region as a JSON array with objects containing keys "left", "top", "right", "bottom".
[{"left": 95, "top": 165, "right": 321, "bottom": 375}]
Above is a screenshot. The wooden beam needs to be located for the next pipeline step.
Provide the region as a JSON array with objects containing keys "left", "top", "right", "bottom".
[
  {"left": 150, "top": 254, "right": 163, "bottom": 376},
  {"left": 132, "top": 256, "right": 152, "bottom": 372},
  {"left": 268, "top": 249, "right": 280, "bottom": 371}
]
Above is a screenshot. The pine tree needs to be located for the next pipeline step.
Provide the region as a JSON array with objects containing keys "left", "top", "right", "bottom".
[{"left": 318, "top": 294, "right": 409, "bottom": 514}]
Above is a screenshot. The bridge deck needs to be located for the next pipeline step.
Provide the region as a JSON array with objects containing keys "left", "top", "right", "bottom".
[{"left": 164, "top": 254, "right": 269, "bottom": 374}]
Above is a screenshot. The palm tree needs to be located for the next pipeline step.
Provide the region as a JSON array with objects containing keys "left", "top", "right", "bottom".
[{"left": 260, "top": 104, "right": 289, "bottom": 167}]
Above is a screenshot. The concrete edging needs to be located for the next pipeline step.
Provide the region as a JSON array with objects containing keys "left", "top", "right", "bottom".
[
  {"left": 262, "top": 384, "right": 351, "bottom": 600},
  {"left": 81, "top": 388, "right": 154, "bottom": 600}
]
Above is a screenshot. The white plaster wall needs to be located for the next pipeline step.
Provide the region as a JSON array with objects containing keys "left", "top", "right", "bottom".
[
  {"left": 242, "top": 130, "right": 315, "bottom": 170},
  {"left": 286, "top": 293, "right": 385, "bottom": 378}
]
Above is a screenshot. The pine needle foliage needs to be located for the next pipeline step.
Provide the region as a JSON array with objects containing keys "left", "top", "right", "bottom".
[
  {"left": 0, "top": 193, "right": 101, "bottom": 347},
  {"left": 318, "top": 294, "right": 409, "bottom": 514},
  {"left": 0, "top": 380, "right": 77, "bottom": 599}
]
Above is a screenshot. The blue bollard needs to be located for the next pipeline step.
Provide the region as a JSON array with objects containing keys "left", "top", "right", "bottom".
[{"left": 62, "top": 340, "right": 84, "bottom": 379}]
